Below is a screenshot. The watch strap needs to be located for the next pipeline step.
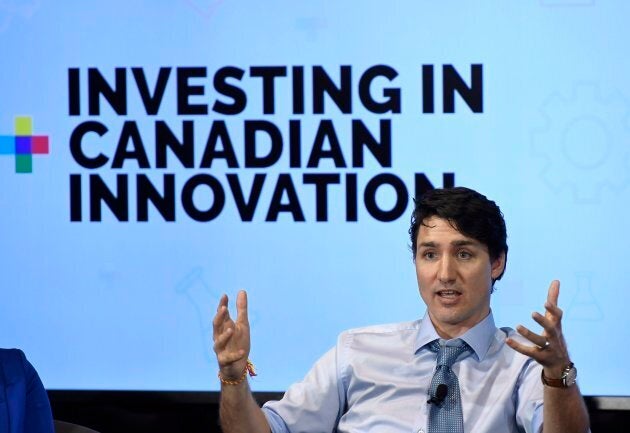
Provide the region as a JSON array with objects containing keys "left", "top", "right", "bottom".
[{"left": 541, "top": 362, "right": 575, "bottom": 388}]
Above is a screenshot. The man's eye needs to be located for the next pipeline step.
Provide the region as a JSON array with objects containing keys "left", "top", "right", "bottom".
[
  {"left": 457, "top": 251, "right": 472, "bottom": 259},
  {"left": 423, "top": 251, "right": 437, "bottom": 260}
]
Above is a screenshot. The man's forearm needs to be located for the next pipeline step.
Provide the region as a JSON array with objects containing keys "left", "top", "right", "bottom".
[
  {"left": 543, "top": 384, "right": 590, "bottom": 433},
  {"left": 219, "top": 381, "right": 271, "bottom": 433}
]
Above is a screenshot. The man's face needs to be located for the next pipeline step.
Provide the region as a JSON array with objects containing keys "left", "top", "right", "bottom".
[{"left": 415, "top": 216, "right": 505, "bottom": 338}]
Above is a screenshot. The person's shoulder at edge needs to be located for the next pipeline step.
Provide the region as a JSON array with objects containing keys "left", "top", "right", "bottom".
[
  {"left": 0, "top": 347, "right": 47, "bottom": 390},
  {"left": 0, "top": 347, "right": 29, "bottom": 369},
  {"left": 0, "top": 347, "right": 56, "bottom": 433}
]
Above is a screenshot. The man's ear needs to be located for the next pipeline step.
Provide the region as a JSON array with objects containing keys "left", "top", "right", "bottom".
[{"left": 491, "top": 251, "right": 506, "bottom": 280}]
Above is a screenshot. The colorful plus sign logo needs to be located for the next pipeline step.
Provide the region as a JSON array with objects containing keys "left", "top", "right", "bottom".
[{"left": 0, "top": 116, "right": 50, "bottom": 173}]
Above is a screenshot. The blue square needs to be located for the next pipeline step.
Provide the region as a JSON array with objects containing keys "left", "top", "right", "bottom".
[
  {"left": 0, "top": 136, "right": 15, "bottom": 154},
  {"left": 15, "top": 136, "right": 31, "bottom": 154}
]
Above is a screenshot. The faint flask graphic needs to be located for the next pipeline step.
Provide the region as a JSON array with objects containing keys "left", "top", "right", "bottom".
[
  {"left": 176, "top": 266, "right": 258, "bottom": 362},
  {"left": 176, "top": 267, "right": 223, "bottom": 362},
  {"left": 566, "top": 272, "right": 604, "bottom": 321}
]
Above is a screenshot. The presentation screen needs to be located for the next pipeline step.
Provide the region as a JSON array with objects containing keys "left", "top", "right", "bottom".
[{"left": 1, "top": 1, "right": 628, "bottom": 395}]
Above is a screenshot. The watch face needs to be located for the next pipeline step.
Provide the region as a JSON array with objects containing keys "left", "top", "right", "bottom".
[{"left": 563, "top": 366, "right": 578, "bottom": 387}]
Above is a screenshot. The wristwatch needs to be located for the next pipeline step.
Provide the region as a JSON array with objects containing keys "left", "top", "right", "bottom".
[{"left": 541, "top": 362, "right": 577, "bottom": 388}]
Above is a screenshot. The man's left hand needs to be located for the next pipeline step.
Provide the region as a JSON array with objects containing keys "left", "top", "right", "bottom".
[{"left": 506, "top": 280, "right": 571, "bottom": 377}]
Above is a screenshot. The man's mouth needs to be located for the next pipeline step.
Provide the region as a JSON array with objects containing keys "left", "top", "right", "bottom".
[{"left": 436, "top": 290, "right": 461, "bottom": 298}]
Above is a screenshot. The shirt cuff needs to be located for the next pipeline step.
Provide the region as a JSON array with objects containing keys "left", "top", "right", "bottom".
[{"left": 262, "top": 405, "right": 291, "bottom": 433}]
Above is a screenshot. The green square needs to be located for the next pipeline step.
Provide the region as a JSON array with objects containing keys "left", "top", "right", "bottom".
[
  {"left": 16, "top": 154, "right": 32, "bottom": 173},
  {"left": 15, "top": 116, "right": 33, "bottom": 136}
]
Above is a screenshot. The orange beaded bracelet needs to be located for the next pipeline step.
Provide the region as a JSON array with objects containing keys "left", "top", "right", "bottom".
[{"left": 218, "top": 359, "right": 257, "bottom": 385}]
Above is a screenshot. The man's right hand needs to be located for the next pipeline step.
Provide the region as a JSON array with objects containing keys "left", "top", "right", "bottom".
[{"left": 213, "top": 290, "right": 250, "bottom": 382}]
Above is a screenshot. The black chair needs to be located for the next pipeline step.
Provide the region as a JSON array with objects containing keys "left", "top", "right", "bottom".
[{"left": 54, "top": 420, "right": 101, "bottom": 433}]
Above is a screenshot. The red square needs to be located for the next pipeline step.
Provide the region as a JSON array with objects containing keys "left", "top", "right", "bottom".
[{"left": 32, "top": 136, "right": 49, "bottom": 154}]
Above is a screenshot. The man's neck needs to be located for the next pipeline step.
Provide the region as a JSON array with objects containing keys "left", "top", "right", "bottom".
[{"left": 429, "top": 311, "right": 491, "bottom": 340}]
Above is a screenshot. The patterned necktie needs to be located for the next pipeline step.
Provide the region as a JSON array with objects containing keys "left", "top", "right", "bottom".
[{"left": 427, "top": 339, "right": 471, "bottom": 433}]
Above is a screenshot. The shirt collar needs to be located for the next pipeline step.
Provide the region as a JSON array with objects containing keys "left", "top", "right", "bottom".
[{"left": 414, "top": 310, "right": 497, "bottom": 361}]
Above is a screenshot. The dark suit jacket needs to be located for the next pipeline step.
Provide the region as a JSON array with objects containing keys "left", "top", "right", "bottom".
[{"left": 0, "top": 349, "right": 54, "bottom": 433}]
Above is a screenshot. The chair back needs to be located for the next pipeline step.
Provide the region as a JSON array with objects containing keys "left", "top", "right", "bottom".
[{"left": 54, "top": 420, "right": 101, "bottom": 433}]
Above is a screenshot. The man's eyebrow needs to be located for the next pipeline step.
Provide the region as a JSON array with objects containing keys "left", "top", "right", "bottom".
[
  {"left": 418, "top": 240, "right": 480, "bottom": 248},
  {"left": 451, "top": 240, "right": 478, "bottom": 247}
]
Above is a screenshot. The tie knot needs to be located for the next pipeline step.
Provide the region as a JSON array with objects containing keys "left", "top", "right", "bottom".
[{"left": 430, "top": 339, "right": 470, "bottom": 367}]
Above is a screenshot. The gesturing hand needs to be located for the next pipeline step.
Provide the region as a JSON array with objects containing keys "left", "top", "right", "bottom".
[
  {"left": 212, "top": 290, "right": 251, "bottom": 381},
  {"left": 506, "top": 280, "right": 571, "bottom": 376}
]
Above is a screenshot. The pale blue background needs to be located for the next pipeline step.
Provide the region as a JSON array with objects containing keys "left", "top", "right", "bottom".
[{"left": 0, "top": 0, "right": 628, "bottom": 395}]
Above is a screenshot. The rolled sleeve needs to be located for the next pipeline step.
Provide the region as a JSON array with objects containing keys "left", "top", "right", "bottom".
[{"left": 262, "top": 347, "right": 345, "bottom": 433}]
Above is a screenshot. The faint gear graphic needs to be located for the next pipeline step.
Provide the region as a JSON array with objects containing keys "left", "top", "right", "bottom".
[{"left": 531, "top": 83, "right": 630, "bottom": 202}]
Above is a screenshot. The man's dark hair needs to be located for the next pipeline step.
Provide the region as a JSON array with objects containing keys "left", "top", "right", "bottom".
[{"left": 409, "top": 186, "right": 508, "bottom": 282}]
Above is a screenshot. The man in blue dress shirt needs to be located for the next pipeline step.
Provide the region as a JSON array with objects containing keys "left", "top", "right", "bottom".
[{"left": 212, "top": 187, "right": 590, "bottom": 433}]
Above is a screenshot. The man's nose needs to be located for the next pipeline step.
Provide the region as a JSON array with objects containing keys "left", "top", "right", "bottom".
[{"left": 438, "top": 256, "right": 456, "bottom": 284}]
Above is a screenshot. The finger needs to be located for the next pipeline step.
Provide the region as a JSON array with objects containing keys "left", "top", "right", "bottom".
[
  {"left": 236, "top": 290, "right": 249, "bottom": 325},
  {"left": 223, "top": 301, "right": 233, "bottom": 322},
  {"left": 212, "top": 305, "right": 231, "bottom": 338},
  {"left": 217, "top": 349, "right": 246, "bottom": 366},
  {"left": 212, "top": 306, "right": 227, "bottom": 331},
  {"left": 532, "top": 311, "right": 557, "bottom": 335},
  {"left": 213, "top": 295, "right": 230, "bottom": 335},
  {"left": 516, "top": 325, "right": 547, "bottom": 348},
  {"left": 217, "top": 294, "right": 234, "bottom": 323},
  {"left": 217, "top": 294, "right": 228, "bottom": 313},
  {"left": 213, "top": 326, "right": 234, "bottom": 352},
  {"left": 505, "top": 337, "right": 542, "bottom": 359},
  {"left": 547, "top": 280, "right": 560, "bottom": 307},
  {"left": 213, "top": 304, "right": 228, "bottom": 326},
  {"left": 544, "top": 301, "right": 563, "bottom": 320}
]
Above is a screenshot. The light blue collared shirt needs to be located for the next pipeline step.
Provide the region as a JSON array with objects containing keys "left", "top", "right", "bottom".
[{"left": 263, "top": 312, "right": 544, "bottom": 433}]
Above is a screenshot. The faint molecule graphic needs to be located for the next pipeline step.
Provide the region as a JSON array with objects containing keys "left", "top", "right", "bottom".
[
  {"left": 531, "top": 83, "right": 630, "bottom": 203},
  {"left": 566, "top": 273, "right": 604, "bottom": 321},
  {"left": 0, "top": 0, "right": 40, "bottom": 33},
  {"left": 182, "top": 0, "right": 224, "bottom": 20},
  {"left": 97, "top": 268, "right": 120, "bottom": 287},
  {"left": 540, "top": 0, "right": 594, "bottom": 6},
  {"left": 176, "top": 266, "right": 258, "bottom": 363},
  {"left": 295, "top": 17, "right": 328, "bottom": 41}
]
